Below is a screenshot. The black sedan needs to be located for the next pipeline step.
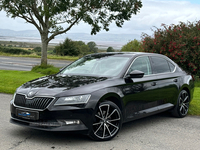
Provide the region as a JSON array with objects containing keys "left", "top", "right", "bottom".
[{"left": 10, "top": 52, "right": 194, "bottom": 141}]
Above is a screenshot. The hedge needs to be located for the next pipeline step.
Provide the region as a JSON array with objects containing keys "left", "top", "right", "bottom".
[
  {"left": 0, "top": 47, "right": 32, "bottom": 55},
  {"left": 142, "top": 21, "right": 200, "bottom": 76}
]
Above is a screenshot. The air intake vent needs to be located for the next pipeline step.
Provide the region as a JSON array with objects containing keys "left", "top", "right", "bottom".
[{"left": 14, "top": 94, "right": 54, "bottom": 109}]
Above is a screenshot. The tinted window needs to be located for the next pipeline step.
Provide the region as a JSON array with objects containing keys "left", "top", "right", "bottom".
[
  {"left": 168, "top": 61, "right": 175, "bottom": 72},
  {"left": 128, "top": 56, "right": 152, "bottom": 75},
  {"left": 151, "top": 56, "right": 170, "bottom": 74}
]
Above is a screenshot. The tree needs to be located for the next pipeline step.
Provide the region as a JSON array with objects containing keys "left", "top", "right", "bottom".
[
  {"left": 55, "top": 38, "right": 79, "bottom": 56},
  {"left": 55, "top": 38, "right": 89, "bottom": 56},
  {"left": 75, "top": 41, "right": 90, "bottom": 56},
  {"left": 121, "top": 39, "right": 142, "bottom": 52},
  {"left": 0, "top": 0, "right": 142, "bottom": 65},
  {"left": 107, "top": 47, "right": 114, "bottom": 52},
  {"left": 87, "top": 41, "right": 98, "bottom": 53},
  {"left": 33, "top": 47, "right": 41, "bottom": 52}
]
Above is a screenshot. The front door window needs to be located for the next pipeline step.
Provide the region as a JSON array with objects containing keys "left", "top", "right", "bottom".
[{"left": 128, "top": 56, "right": 152, "bottom": 75}]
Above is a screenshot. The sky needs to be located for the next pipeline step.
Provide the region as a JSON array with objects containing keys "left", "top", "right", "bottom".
[{"left": 0, "top": 0, "right": 200, "bottom": 38}]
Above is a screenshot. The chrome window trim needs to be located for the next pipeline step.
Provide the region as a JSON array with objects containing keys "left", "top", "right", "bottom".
[
  {"left": 123, "top": 55, "right": 177, "bottom": 78},
  {"left": 150, "top": 55, "right": 177, "bottom": 74},
  {"left": 167, "top": 61, "right": 176, "bottom": 73},
  {"left": 13, "top": 93, "right": 56, "bottom": 111}
]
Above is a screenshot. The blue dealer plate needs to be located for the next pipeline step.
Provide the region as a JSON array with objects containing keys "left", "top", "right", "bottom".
[{"left": 16, "top": 109, "right": 39, "bottom": 120}]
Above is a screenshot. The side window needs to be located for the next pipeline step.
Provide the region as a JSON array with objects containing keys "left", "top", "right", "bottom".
[
  {"left": 168, "top": 61, "right": 175, "bottom": 72},
  {"left": 150, "top": 56, "right": 170, "bottom": 74},
  {"left": 127, "top": 56, "right": 152, "bottom": 75}
]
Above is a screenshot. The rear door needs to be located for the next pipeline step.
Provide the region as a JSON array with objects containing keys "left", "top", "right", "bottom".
[{"left": 149, "top": 56, "right": 179, "bottom": 105}]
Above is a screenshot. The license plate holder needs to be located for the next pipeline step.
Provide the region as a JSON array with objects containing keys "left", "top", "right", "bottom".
[{"left": 16, "top": 109, "right": 39, "bottom": 120}]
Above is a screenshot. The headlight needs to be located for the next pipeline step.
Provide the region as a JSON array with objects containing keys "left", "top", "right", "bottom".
[{"left": 54, "top": 94, "right": 91, "bottom": 106}]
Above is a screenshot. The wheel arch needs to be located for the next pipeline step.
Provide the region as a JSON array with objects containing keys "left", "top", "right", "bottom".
[
  {"left": 179, "top": 85, "right": 192, "bottom": 102},
  {"left": 179, "top": 75, "right": 194, "bottom": 102},
  {"left": 98, "top": 93, "right": 124, "bottom": 117}
]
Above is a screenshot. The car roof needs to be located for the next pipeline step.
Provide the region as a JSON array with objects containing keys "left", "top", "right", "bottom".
[{"left": 87, "top": 52, "right": 166, "bottom": 58}]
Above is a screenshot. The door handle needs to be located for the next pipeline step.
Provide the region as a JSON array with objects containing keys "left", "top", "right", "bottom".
[
  {"left": 173, "top": 79, "right": 178, "bottom": 82},
  {"left": 151, "top": 82, "right": 156, "bottom": 86}
]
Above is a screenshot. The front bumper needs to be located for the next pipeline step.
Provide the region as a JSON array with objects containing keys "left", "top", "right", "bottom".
[{"left": 10, "top": 102, "right": 94, "bottom": 133}]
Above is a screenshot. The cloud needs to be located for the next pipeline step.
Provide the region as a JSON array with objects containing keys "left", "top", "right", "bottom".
[
  {"left": 0, "top": 0, "right": 200, "bottom": 38},
  {"left": 113, "top": 0, "right": 200, "bottom": 35}
]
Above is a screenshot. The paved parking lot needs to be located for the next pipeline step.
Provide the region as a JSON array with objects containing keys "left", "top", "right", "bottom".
[{"left": 0, "top": 93, "right": 200, "bottom": 150}]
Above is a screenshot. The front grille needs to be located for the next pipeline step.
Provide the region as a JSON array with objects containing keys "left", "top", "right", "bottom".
[{"left": 14, "top": 94, "right": 54, "bottom": 109}]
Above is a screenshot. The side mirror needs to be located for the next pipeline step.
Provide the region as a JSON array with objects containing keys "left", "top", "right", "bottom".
[{"left": 127, "top": 70, "right": 144, "bottom": 78}]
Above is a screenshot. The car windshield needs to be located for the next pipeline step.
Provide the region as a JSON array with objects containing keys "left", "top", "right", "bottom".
[{"left": 60, "top": 54, "right": 130, "bottom": 77}]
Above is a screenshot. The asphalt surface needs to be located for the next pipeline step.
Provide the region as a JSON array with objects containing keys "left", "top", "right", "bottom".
[
  {"left": 1, "top": 93, "right": 200, "bottom": 150},
  {"left": 0, "top": 56, "right": 72, "bottom": 71}
]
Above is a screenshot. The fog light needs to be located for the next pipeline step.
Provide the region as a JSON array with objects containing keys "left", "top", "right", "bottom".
[
  {"left": 58, "top": 120, "right": 81, "bottom": 125},
  {"left": 30, "top": 122, "right": 61, "bottom": 127},
  {"left": 65, "top": 120, "right": 80, "bottom": 125}
]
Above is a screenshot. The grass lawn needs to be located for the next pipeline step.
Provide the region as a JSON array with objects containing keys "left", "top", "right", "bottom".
[
  {"left": 0, "top": 70, "right": 199, "bottom": 116},
  {"left": 188, "top": 87, "right": 200, "bottom": 115},
  {"left": 0, "top": 70, "right": 43, "bottom": 94}
]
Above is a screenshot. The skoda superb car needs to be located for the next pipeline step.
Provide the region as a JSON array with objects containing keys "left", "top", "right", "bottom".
[{"left": 10, "top": 52, "right": 194, "bottom": 141}]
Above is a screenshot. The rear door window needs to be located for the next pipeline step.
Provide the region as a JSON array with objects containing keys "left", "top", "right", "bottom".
[{"left": 150, "top": 56, "right": 171, "bottom": 74}]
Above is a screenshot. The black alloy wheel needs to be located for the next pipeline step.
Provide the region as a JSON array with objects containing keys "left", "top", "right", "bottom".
[
  {"left": 172, "top": 90, "right": 190, "bottom": 118},
  {"left": 89, "top": 101, "right": 122, "bottom": 141}
]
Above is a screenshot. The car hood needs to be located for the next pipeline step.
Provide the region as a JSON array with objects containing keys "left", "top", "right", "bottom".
[{"left": 17, "top": 74, "right": 109, "bottom": 97}]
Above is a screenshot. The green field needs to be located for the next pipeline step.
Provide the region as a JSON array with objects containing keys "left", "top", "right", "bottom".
[
  {"left": 189, "top": 87, "right": 200, "bottom": 115},
  {"left": 0, "top": 70, "right": 199, "bottom": 116},
  {"left": 0, "top": 70, "right": 43, "bottom": 94}
]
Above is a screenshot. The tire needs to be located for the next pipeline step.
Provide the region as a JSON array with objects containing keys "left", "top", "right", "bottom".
[
  {"left": 171, "top": 90, "right": 190, "bottom": 118},
  {"left": 89, "top": 101, "right": 122, "bottom": 141}
]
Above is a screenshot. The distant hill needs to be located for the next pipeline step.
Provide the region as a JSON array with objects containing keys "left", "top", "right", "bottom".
[
  {"left": 0, "top": 29, "right": 39, "bottom": 37},
  {"left": 0, "top": 29, "right": 140, "bottom": 49}
]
